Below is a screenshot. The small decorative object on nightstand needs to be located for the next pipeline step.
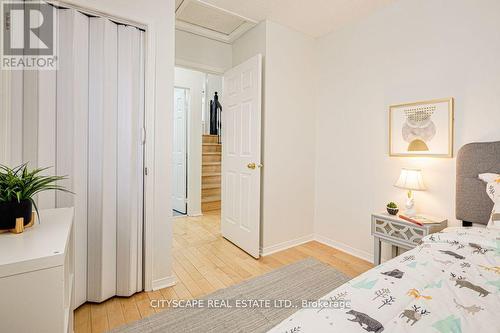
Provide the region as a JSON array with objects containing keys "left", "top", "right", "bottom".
[
  {"left": 371, "top": 213, "right": 447, "bottom": 265},
  {"left": 386, "top": 202, "right": 399, "bottom": 215}
]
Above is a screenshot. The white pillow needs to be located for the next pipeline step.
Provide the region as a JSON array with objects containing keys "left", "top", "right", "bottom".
[
  {"left": 478, "top": 173, "right": 500, "bottom": 183},
  {"left": 478, "top": 173, "right": 500, "bottom": 229}
]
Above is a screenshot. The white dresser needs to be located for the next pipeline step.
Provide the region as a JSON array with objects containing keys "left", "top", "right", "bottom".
[{"left": 0, "top": 208, "right": 75, "bottom": 333}]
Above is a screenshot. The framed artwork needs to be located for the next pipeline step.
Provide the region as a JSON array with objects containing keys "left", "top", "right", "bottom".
[{"left": 389, "top": 97, "right": 454, "bottom": 157}]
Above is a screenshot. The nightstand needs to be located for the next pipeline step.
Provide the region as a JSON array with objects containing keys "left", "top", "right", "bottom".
[{"left": 371, "top": 213, "right": 447, "bottom": 265}]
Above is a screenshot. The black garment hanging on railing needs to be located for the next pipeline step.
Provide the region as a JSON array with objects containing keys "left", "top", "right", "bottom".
[{"left": 209, "top": 92, "right": 222, "bottom": 137}]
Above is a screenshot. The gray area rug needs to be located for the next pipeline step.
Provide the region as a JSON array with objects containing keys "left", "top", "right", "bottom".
[{"left": 111, "top": 258, "right": 350, "bottom": 333}]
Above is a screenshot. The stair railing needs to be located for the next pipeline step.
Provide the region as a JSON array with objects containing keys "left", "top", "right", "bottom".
[
  {"left": 210, "top": 92, "right": 223, "bottom": 145},
  {"left": 217, "top": 105, "right": 222, "bottom": 145}
]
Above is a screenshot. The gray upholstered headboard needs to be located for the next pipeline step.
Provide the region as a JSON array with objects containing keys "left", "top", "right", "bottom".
[{"left": 456, "top": 141, "right": 500, "bottom": 226}]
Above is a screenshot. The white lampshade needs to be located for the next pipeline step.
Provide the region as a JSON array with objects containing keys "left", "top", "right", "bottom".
[{"left": 394, "top": 169, "right": 426, "bottom": 191}]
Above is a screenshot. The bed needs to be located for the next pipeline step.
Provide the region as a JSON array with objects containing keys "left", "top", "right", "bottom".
[{"left": 269, "top": 142, "right": 500, "bottom": 333}]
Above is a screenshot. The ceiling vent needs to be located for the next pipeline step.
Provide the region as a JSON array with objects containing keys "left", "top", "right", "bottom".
[{"left": 175, "top": 0, "right": 257, "bottom": 43}]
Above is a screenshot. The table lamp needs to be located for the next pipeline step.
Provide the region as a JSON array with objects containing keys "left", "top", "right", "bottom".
[{"left": 394, "top": 169, "right": 426, "bottom": 217}]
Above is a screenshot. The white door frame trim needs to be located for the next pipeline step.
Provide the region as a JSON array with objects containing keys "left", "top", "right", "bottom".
[
  {"left": 173, "top": 85, "right": 189, "bottom": 215},
  {"left": 142, "top": 24, "right": 157, "bottom": 292},
  {"left": 49, "top": 0, "right": 165, "bottom": 292}
]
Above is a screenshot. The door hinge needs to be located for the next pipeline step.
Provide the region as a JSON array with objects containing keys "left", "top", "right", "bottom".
[{"left": 144, "top": 167, "right": 148, "bottom": 176}]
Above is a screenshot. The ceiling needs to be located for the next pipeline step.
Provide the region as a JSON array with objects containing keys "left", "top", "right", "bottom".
[
  {"left": 177, "top": 1, "right": 245, "bottom": 35},
  {"left": 181, "top": 0, "right": 396, "bottom": 39}
]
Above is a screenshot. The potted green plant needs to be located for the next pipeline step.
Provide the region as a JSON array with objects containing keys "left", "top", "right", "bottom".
[
  {"left": 0, "top": 164, "right": 71, "bottom": 230},
  {"left": 386, "top": 202, "right": 399, "bottom": 216}
]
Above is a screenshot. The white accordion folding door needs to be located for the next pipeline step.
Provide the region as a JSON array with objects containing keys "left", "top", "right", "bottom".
[
  {"left": 4, "top": 5, "right": 146, "bottom": 307},
  {"left": 87, "top": 17, "right": 146, "bottom": 302},
  {"left": 87, "top": 16, "right": 145, "bottom": 302},
  {"left": 116, "top": 25, "right": 145, "bottom": 297},
  {"left": 87, "top": 17, "right": 119, "bottom": 303},
  {"left": 56, "top": 8, "right": 90, "bottom": 307}
]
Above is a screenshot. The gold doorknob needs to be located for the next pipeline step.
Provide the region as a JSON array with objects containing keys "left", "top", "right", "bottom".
[{"left": 247, "top": 162, "right": 263, "bottom": 170}]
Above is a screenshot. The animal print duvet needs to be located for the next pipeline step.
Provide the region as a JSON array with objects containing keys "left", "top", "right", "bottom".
[{"left": 268, "top": 227, "right": 500, "bottom": 333}]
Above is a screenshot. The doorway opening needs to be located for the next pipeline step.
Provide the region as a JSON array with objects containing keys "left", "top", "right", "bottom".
[
  {"left": 172, "top": 67, "right": 223, "bottom": 218},
  {"left": 171, "top": 54, "right": 263, "bottom": 261}
]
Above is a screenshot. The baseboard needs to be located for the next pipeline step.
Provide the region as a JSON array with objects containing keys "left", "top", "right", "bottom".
[
  {"left": 260, "top": 234, "right": 314, "bottom": 256},
  {"left": 172, "top": 212, "right": 202, "bottom": 219},
  {"left": 152, "top": 275, "right": 177, "bottom": 291},
  {"left": 314, "top": 234, "right": 373, "bottom": 263},
  {"left": 188, "top": 212, "right": 203, "bottom": 217}
]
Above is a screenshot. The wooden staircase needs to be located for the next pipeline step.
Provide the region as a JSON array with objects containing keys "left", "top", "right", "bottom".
[{"left": 202, "top": 135, "right": 221, "bottom": 212}]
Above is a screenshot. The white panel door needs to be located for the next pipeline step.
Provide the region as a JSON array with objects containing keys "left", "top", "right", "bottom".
[
  {"left": 172, "top": 87, "right": 188, "bottom": 214},
  {"left": 222, "top": 54, "right": 262, "bottom": 258}
]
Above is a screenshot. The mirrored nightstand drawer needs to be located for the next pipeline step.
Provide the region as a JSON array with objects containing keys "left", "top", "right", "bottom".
[{"left": 373, "top": 218, "right": 424, "bottom": 244}]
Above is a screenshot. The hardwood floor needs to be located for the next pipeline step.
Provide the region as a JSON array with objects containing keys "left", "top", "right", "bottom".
[{"left": 74, "top": 211, "right": 373, "bottom": 333}]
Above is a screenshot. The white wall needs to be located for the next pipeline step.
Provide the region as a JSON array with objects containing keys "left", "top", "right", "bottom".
[
  {"left": 175, "top": 67, "right": 204, "bottom": 216},
  {"left": 314, "top": 0, "right": 500, "bottom": 262},
  {"left": 232, "top": 21, "right": 267, "bottom": 67},
  {"left": 176, "top": 30, "right": 232, "bottom": 74},
  {"left": 64, "top": 0, "right": 175, "bottom": 290},
  {"left": 232, "top": 21, "right": 317, "bottom": 254},
  {"left": 261, "top": 21, "right": 316, "bottom": 253}
]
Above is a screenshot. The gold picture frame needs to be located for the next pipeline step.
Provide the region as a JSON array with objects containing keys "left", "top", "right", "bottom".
[{"left": 389, "top": 97, "right": 454, "bottom": 157}]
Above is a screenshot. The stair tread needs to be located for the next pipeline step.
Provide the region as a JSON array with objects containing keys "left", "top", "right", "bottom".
[
  {"left": 202, "top": 143, "right": 221, "bottom": 146},
  {"left": 202, "top": 200, "right": 221, "bottom": 211},
  {"left": 202, "top": 183, "right": 221, "bottom": 189},
  {"left": 202, "top": 196, "right": 221, "bottom": 203},
  {"left": 203, "top": 152, "right": 221, "bottom": 155},
  {"left": 202, "top": 172, "right": 221, "bottom": 177},
  {"left": 202, "top": 162, "right": 221, "bottom": 166}
]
